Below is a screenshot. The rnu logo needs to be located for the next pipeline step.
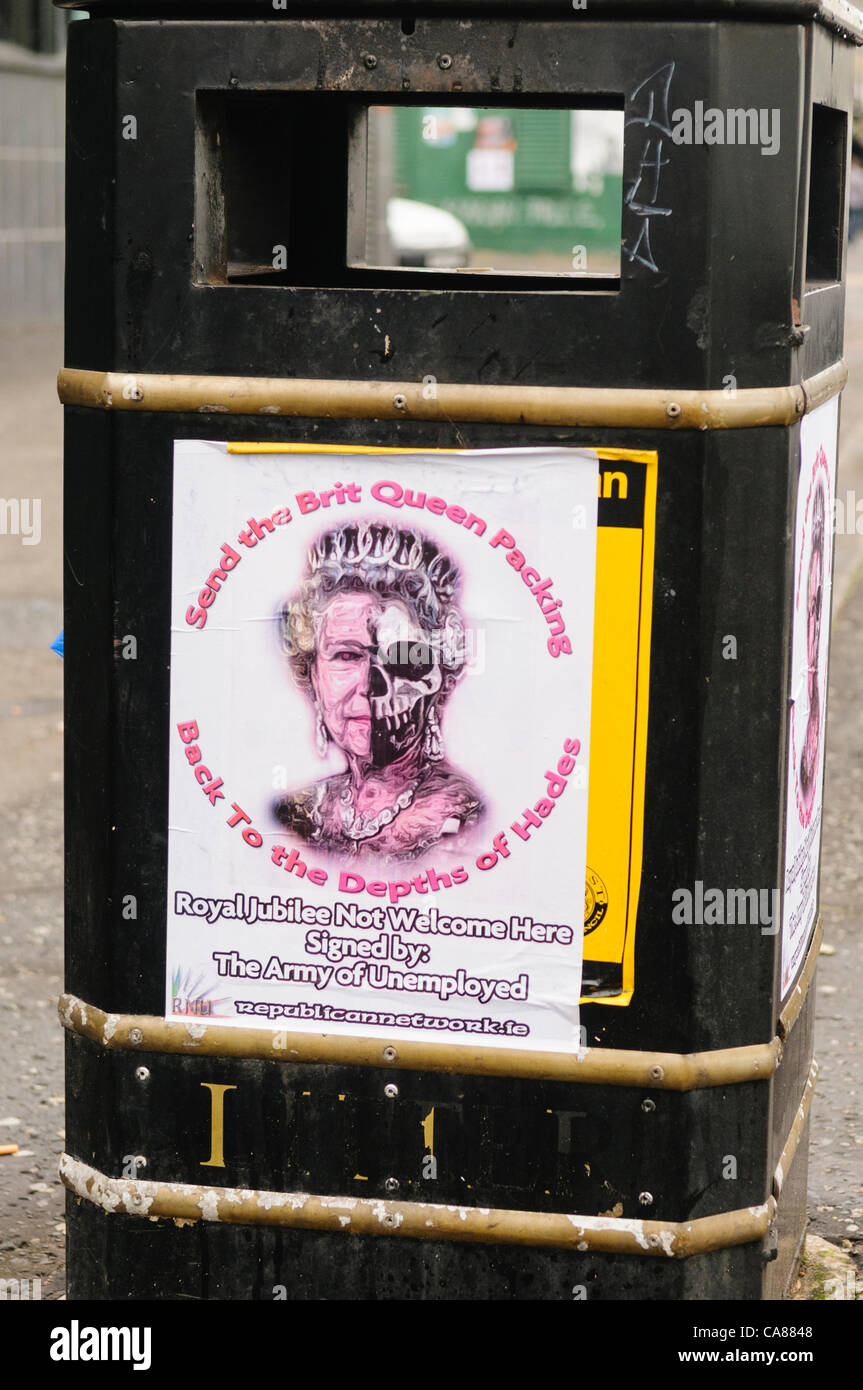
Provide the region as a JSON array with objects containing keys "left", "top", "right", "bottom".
[
  {"left": 49, "top": 1321, "right": 151, "bottom": 1371},
  {"left": 671, "top": 103, "right": 780, "bottom": 156}
]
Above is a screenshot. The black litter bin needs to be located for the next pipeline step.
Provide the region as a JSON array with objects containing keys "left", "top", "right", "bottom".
[{"left": 57, "top": 0, "right": 860, "bottom": 1300}]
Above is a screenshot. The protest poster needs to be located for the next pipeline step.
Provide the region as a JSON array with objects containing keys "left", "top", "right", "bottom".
[
  {"left": 781, "top": 397, "right": 839, "bottom": 997},
  {"left": 167, "top": 442, "right": 656, "bottom": 1051}
]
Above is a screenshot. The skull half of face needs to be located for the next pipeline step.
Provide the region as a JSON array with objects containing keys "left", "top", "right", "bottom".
[{"left": 368, "top": 602, "right": 442, "bottom": 766}]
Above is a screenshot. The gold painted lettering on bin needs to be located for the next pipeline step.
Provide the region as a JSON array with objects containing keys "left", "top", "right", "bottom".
[{"left": 59, "top": 1057, "right": 815, "bottom": 1260}]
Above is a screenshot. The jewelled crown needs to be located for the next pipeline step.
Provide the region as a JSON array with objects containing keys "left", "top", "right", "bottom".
[{"left": 307, "top": 521, "right": 460, "bottom": 605}]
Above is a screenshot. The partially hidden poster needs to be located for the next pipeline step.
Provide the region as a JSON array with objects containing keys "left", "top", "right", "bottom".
[
  {"left": 781, "top": 396, "right": 839, "bottom": 998},
  {"left": 166, "top": 443, "right": 657, "bottom": 1052}
]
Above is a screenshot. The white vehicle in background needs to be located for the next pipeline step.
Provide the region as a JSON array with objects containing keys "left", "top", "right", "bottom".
[{"left": 386, "top": 197, "right": 472, "bottom": 269}]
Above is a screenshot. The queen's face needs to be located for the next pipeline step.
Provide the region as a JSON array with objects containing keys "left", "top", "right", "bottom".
[
  {"left": 311, "top": 593, "right": 378, "bottom": 759},
  {"left": 311, "top": 591, "right": 441, "bottom": 766}
]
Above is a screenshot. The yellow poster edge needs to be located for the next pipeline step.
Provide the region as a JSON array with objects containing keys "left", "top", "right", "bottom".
[
  {"left": 581, "top": 455, "right": 657, "bottom": 1008},
  {"left": 228, "top": 442, "right": 658, "bottom": 465}
]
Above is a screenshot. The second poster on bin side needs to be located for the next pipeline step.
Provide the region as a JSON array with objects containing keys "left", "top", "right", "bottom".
[{"left": 167, "top": 443, "right": 599, "bottom": 1054}]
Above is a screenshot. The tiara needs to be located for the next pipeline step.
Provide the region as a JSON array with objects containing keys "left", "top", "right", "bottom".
[{"left": 307, "top": 522, "right": 459, "bottom": 603}]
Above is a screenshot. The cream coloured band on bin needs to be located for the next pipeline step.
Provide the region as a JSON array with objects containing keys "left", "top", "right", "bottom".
[
  {"left": 57, "top": 915, "right": 821, "bottom": 1084},
  {"left": 57, "top": 362, "right": 846, "bottom": 430}
]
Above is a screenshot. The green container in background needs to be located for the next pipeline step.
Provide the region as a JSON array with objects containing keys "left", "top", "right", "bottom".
[{"left": 391, "top": 104, "right": 623, "bottom": 271}]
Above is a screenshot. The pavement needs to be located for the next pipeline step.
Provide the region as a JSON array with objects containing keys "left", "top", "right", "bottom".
[
  {"left": 808, "top": 237, "right": 863, "bottom": 1264},
  {"left": 2, "top": 253, "right": 863, "bottom": 1300},
  {"left": 0, "top": 325, "right": 64, "bottom": 1299}
]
